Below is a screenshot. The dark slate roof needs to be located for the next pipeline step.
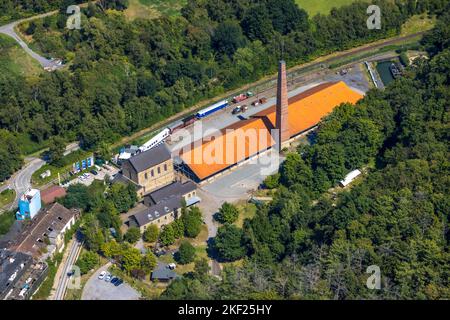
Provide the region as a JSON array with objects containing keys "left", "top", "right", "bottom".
[
  {"left": 131, "top": 196, "right": 182, "bottom": 227},
  {"left": 126, "top": 144, "right": 171, "bottom": 173},
  {"left": 151, "top": 267, "right": 178, "bottom": 281},
  {"left": 146, "top": 181, "right": 196, "bottom": 205},
  {"left": 0, "top": 249, "right": 32, "bottom": 295}
]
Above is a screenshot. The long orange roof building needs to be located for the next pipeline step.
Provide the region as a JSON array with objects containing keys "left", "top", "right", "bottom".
[{"left": 181, "top": 81, "right": 363, "bottom": 181}]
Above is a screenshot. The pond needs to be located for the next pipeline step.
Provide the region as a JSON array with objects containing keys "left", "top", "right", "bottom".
[{"left": 376, "top": 61, "right": 395, "bottom": 86}]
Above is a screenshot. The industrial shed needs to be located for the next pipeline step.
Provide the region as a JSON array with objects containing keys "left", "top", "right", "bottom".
[{"left": 180, "top": 81, "right": 363, "bottom": 182}]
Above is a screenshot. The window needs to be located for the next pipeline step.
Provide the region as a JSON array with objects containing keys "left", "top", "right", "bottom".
[
  {"left": 151, "top": 169, "right": 154, "bottom": 177},
  {"left": 144, "top": 172, "right": 148, "bottom": 180},
  {"left": 157, "top": 166, "right": 161, "bottom": 174},
  {"left": 57, "top": 216, "right": 62, "bottom": 221},
  {"left": 164, "top": 164, "right": 167, "bottom": 171}
]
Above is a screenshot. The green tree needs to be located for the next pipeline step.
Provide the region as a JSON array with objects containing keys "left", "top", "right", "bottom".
[
  {"left": 263, "top": 173, "right": 280, "bottom": 189},
  {"left": 216, "top": 202, "right": 239, "bottom": 224},
  {"left": 214, "top": 225, "right": 246, "bottom": 262},
  {"left": 193, "top": 258, "right": 210, "bottom": 280},
  {"left": 77, "top": 251, "right": 98, "bottom": 274},
  {"left": 124, "top": 227, "right": 141, "bottom": 244},
  {"left": 159, "top": 224, "right": 175, "bottom": 246},
  {"left": 101, "top": 240, "right": 123, "bottom": 259},
  {"left": 212, "top": 20, "right": 246, "bottom": 56},
  {"left": 183, "top": 206, "right": 203, "bottom": 238},
  {"left": 177, "top": 240, "right": 196, "bottom": 264},
  {"left": 121, "top": 246, "right": 142, "bottom": 274},
  {"left": 141, "top": 251, "right": 157, "bottom": 273},
  {"left": 48, "top": 136, "right": 66, "bottom": 166},
  {"left": 172, "top": 218, "right": 185, "bottom": 239},
  {"left": 107, "top": 183, "right": 137, "bottom": 213},
  {"left": 143, "top": 224, "right": 159, "bottom": 243}
]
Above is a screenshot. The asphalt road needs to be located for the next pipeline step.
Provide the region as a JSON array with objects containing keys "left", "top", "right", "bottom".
[
  {"left": 81, "top": 263, "right": 141, "bottom": 300},
  {"left": 0, "top": 158, "right": 45, "bottom": 212},
  {"left": 0, "top": 12, "right": 62, "bottom": 69},
  {"left": 53, "top": 238, "right": 83, "bottom": 300}
]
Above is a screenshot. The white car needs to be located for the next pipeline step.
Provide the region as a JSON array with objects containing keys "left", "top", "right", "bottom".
[
  {"left": 105, "top": 274, "right": 112, "bottom": 282},
  {"left": 98, "top": 271, "right": 107, "bottom": 280},
  {"left": 167, "top": 263, "right": 176, "bottom": 270}
]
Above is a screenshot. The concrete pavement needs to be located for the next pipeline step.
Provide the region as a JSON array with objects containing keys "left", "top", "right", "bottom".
[
  {"left": 52, "top": 237, "right": 83, "bottom": 300},
  {"left": 81, "top": 263, "right": 141, "bottom": 300}
]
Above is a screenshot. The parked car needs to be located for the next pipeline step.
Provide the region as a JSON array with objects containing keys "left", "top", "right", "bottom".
[
  {"left": 98, "top": 271, "right": 107, "bottom": 280},
  {"left": 241, "top": 105, "right": 248, "bottom": 112},
  {"left": 105, "top": 273, "right": 112, "bottom": 282},
  {"left": 251, "top": 101, "right": 259, "bottom": 107},
  {"left": 154, "top": 249, "right": 167, "bottom": 257},
  {"left": 90, "top": 169, "right": 98, "bottom": 175},
  {"left": 83, "top": 173, "right": 90, "bottom": 178},
  {"left": 232, "top": 106, "right": 241, "bottom": 114},
  {"left": 111, "top": 277, "right": 119, "bottom": 285},
  {"left": 167, "top": 263, "right": 176, "bottom": 270},
  {"left": 67, "top": 269, "right": 75, "bottom": 277},
  {"left": 114, "top": 279, "right": 123, "bottom": 287}
]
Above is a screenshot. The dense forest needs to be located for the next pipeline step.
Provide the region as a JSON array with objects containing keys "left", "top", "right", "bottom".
[
  {"left": 1, "top": 0, "right": 447, "bottom": 181},
  {"left": 0, "top": 0, "right": 84, "bottom": 24},
  {"left": 159, "top": 7, "right": 450, "bottom": 299}
]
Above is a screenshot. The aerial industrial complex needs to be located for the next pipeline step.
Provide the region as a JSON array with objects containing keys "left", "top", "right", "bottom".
[
  {"left": 0, "top": 59, "right": 364, "bottom": 300},
  {"left": 179, "top": 61, "right": 363, "bottom": 182}
]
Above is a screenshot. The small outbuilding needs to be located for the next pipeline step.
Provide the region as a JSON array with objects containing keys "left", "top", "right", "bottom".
[
  {"left": 339, "top": 169, "right": 362, "bottom": 187},
  {"left": 151, "top": 267, "right": 178, "bottom": 282}
]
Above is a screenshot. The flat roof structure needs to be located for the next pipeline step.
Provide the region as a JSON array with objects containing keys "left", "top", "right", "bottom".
[
  {"left": 180, "top": 81, "right": 363, "bottom": 181},
  {"left": 0, "top": 249, "right": 33, "bottom": 300}
]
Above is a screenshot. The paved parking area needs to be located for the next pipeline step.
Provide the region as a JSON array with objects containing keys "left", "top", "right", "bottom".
[
  {"left": 200, "top": 150, "right": 283, "bottom": 202},
  {"left": 64, "top": 165, "right": 119, "bottom": 187},
  {"left": 81, "top": 263, "right": 141, "bottom": 300}
]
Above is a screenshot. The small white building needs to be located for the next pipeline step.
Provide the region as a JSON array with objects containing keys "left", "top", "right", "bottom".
[{"left": 339, "top": 169, "right": 362, "bottom": 187}]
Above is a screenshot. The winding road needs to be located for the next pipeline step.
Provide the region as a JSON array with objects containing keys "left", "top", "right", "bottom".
[
  {"left": 0, "top": 11, "right": 63, "bottom": 69},
  {"left": 0, "top": 158, "right": 45, "bottom": 212}
]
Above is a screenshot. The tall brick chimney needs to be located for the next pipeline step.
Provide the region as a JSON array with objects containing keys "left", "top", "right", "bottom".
[{"left": 276, "top": 60, "right": 289, "bottom": 148}]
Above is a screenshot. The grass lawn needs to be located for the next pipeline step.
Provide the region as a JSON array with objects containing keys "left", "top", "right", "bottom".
[
  {"left": 296, "top": 0, "right": 356, "bottom": 17},
  {"left": 0, "top": 210, "right": 16, "bottom": 236},
  {"left": 234, "top": 202, "right": 257, "bottom": 229},
  {"left": 401, "top": 14, "right": 436, "bottom": 36},
  {"left": 125, "top": 0, "right": 187, "bottom": 20},
  {"left": 0, "top": 34, "right": 41, "bottom": 78},
  {"left": 0, "top": 189, "right": 15, "bottom": 208},
  {"left": 32, "top": 149, "right": 93, "bottom": 187},
  {"left": 158, "top": 224, "right": 209, "bottom": 275}
]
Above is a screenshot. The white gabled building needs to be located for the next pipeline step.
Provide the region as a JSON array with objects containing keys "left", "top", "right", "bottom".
[{"left": 340, "top": 169, "right": 362, "bottom": 187}]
